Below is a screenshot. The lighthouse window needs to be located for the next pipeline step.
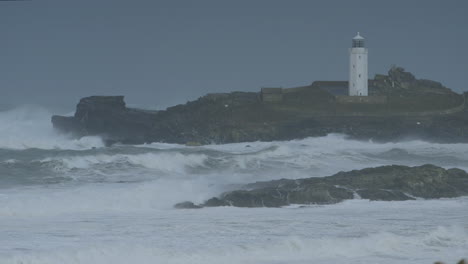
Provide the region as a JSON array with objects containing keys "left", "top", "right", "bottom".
[
  {"left": 359, "top": 56, "right": 361, "bottom": 59},
  {"left": 352, "top": 40, "right": 364, "bottom": 47},
  {"left": 353, "top": 65, "right": 355, "bottom": 68},
  {"left": 359, "top": 74, "right": 361, "bottom": 78}
]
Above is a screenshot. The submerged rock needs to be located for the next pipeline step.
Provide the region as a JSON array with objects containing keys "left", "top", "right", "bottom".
[
  {"left": 174, "top": 201, "right": 202, "bottom": 209},
  {"left": 177, "top": 164, "right": 468, "bottom": 208}
]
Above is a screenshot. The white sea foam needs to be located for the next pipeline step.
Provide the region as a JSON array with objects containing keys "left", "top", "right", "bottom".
[
  {"left": 40, "top": 152, "right": 208, "bottom": 173},
  {"left": 2, "top": 107, "right": 468, "bottom": 264},
  {"left": 202, "top": 134, "right": 468, "bottom": 161},
  {"left": 2, "top": 229, "right": 464, "bottom": 264},
  {"left": 0, "top": 106, "right": 104, "bottom": 150},
  {"left": 199, "top": 134, "right": 468, "bottom": 176},
  {"left": 0, "top": 205, "right": 466, "bottom": 264},
  {"left": 12, "top": 133, "right": 466, "bottom": 190},
  {"left": 1, "top": 159, "right": 18, "bottom": 164}
]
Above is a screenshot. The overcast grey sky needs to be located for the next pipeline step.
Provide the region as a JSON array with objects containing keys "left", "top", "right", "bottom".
[{"left": 1, "top": 0, "right": 467, "bottom": 111}]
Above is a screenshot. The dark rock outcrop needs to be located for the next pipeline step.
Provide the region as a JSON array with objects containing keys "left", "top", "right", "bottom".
[
  {"left": 52, "top": 96, "right": 158, "bottom": 145},
  {"left": 52, "top": 68, "right": 468, "bottom": 145},
  {"left": 177, "top": 165, "right": 468, "bottom": 208},
  {"left": 174, "top": 201, "right": 202, "bottom": 209}
]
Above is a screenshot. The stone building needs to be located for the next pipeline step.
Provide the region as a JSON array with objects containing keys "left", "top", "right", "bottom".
[{"left": 261, "top": 88, "right": 283, "bottom": 102}]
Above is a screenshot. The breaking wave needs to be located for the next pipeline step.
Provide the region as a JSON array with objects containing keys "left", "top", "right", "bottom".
[{"left": 0, "top": 106, "right": 103, "bottom": 150}]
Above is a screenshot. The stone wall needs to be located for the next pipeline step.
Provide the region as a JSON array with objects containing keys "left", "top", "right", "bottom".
[
  {"left": 336, "top": 95, "right": 387, "bottom": 104},
  {"left": 261, "top": 88, "right": 283, "bottom": 102}
]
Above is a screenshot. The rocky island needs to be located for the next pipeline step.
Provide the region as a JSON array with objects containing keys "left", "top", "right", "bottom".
[
  {"left": 52, "top": 67, "right": 468, "bottom": 145},
  {"left": 175, "top": 164, "right": 468, "bottom": 208}
]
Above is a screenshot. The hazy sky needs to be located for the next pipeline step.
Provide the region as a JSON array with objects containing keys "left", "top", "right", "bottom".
[{"left": 1, "top": 0, "right": 467, "bottom": 111}]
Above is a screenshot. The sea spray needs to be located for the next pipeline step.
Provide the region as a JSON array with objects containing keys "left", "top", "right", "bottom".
[{"left": 0, "top": 106, "right": 103, "bottom": 150}]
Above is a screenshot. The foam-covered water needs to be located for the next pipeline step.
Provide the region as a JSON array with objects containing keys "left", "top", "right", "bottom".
[{"left": 0, "top": 106, "right": 467, "bottom": 263}]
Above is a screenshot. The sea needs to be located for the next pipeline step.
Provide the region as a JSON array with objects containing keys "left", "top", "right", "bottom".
[{"left": 0, "top": 105, "right": 467, "bottom": 264}]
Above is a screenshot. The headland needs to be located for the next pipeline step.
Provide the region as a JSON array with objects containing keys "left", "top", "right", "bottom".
[{"left": 52, "top": 67, "right": 468, "bottom": 145}]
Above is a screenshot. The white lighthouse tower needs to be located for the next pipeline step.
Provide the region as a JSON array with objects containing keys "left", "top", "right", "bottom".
[{"left": 349, "top": 32, "right": 368, "bottom": 96}]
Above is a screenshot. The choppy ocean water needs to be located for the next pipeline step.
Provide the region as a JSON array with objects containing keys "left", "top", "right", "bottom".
[{"left": 0, "top": 106, "right": 467, "bottom": 264}]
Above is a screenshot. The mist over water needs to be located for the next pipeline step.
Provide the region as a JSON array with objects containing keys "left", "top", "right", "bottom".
[{"left": 0, "top": 106, "right": 467, "bottom": 264}]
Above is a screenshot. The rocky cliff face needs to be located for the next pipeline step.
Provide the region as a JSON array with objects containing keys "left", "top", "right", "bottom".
[
  {"left": 52, "top": 96, "right": 157, "bottom": 144},
  {"left": 52, "top": 68, "right": 468, "bottom": 145},
  {"left": 175, "top": 164, "right": 468, "bottom": 208}
]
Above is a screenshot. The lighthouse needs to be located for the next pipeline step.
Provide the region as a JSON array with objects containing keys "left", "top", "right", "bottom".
[{"left": 349, "top": 32, "right": 368, "bottom": 96}]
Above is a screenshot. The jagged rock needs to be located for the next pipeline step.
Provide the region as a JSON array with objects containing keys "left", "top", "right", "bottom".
[
  {"left": 203, "top": 197, "right": 227, "bottom": 207},
  {"left": 178, "top": 165, "right": 468, "bottom": 208},
  {"left": 52, "top": 96, "right": 157, "bottom": 144},
  {"left": 388, "top": 66, "right": 416, "bottom": 87},
  {"left": 356, "top": 189, "right": 414, "bottom": 201}
]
